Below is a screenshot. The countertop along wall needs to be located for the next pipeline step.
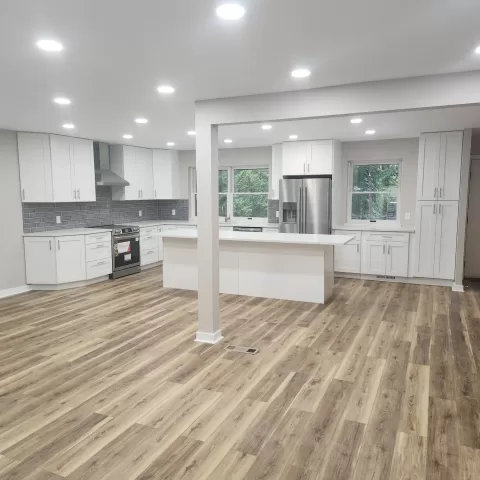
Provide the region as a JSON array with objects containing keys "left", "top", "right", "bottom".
[{"left": 0, "top": 130, "right": 27, "bottom": 292}]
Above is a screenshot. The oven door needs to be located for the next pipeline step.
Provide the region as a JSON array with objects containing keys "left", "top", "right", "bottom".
[{"left": 113, "top": 234, "right": 140, "bottom": 271}]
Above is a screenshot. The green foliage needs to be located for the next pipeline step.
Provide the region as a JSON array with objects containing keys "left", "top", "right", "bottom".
[{"left": 233, "top": 168, "right": 268, "bottom": 217}]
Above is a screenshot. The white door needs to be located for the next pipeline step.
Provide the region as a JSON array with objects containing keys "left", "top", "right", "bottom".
[
  {"left": 135, "top": 148, "right": 154, "bottom": 199},
  {"left": 334, "top": 243, "right": 360, "bottom": 273},
  {"left": 308, "top": 141, "right": 333, "bottom": 175},
  {"left": 72, "top": 138, "right": 96, "bottom": 201},
  {"left": 386, "top": 241, "right": 409, "bottom": 277},
  {"left": 55, "top": 236, "right": 87, "bottom": 283},
  {"left": 434, "top": 201, "right": 459, "bottom": 280},
  {"left": 24, "top": 237, "right": 57, "bottom": 284},
  {"left": 17, "top": 133, "right": 53, "bottom": 202},
  {"left": 416, "top": 133, "right": 441, "bottom": 201},
  {"left": 364, "top": 241, "right": 386, "bottom": 275},
  {"left": 464, "top": 159, "right": 480, "bottom": 278},
  {"left": 123, "top": 146, "right": 140, "bottom": 200},
  {"left": 414, "top": 201, "right": 437, "bottom": 278},
  {"left": 282, "top": 142, "right": 308, "bottom": 176},
  {"left": 50, "top": 135, "right": 74, "bottom": 202},
  {"left": 438, "top": 131, "right": 463, "bottom": 201}
]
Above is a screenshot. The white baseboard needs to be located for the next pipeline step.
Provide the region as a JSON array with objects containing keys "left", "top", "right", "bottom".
[
  {"left": 452, "top": 283, "right": 465, "bottom": 292},
  {"left": 29, "top": 276, "right": 109, "bottom": 291},
  {"left": 141, "top": 262, "right": 162, "bottom": 271},
  {"left": 0, "top": 285, "right": 31, "bottom": 299},
  {"left": 335, "top": 273, "right": 454, "bottom": 288},
  {"left": 195, "top": 329, "right": 224, "bottom": 345}
]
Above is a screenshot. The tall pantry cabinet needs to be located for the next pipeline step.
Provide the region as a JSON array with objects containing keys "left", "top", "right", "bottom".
[{"left": 414, "top": 131, "right": 463, "bottom": 280}]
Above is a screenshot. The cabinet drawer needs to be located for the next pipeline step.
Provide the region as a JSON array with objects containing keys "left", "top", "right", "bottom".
[
  {"left": 85, "top": 242, "right": 112, "bottom": 262},
  {"left": 140, "top": 227, "right": 158, "bottom": 236},
  {"left": 86, "top": 232, "right": 111, "bottom": 245},
  {"left": 140, "top": 237, "right": 157, "bottom": 251},
  {"left": 141, "top": 248, "right": 159, "bottom": 266},
  {"left": 363, "top": 231, "right": 409, "bottom": 243},
  {"left": 334, "top": 230, "right": 361, "bottom": 242},
  {"left": 86, "top": 259, "right": 112, "bottom": 280}
]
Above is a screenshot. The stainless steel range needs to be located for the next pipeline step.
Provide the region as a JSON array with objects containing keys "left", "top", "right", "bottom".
[{"left": 89, "top": 225, "right": 140, "bottom": 279}]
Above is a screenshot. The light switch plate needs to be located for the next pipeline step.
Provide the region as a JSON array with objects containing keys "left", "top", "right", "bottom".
[
  {"left": 276, "top": 210, "right": 279, "bottom": 218},
  {"left": 139, "top": 210, "right": 143, "bottom": 217},
  {"left": 172, "top": 209, "right": 176, "bottom": 216},
  {"left": 404, "top": 212, "right": 411, "bottom": 220},
  {"left": 56, "top": 216, "right": 61, "bottom": 224}
]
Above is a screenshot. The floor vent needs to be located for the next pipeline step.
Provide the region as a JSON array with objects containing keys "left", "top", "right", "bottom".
[{"left": 226, "top": 345, "right": 259, "bottom": 355}]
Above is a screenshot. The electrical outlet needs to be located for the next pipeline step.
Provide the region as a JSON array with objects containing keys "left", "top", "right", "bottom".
[
  {"left": 139, "top": 210, "right": 143, "bottom": 217},
  {"left": 56, "top": 216, "right": 61, "bottom": 224},
  {"left": 172, "top": 209, "right": 176, "bottom": 216},
  {"left": 275, "top": 210, "right": 279, "bottom": 218},
  {"left": 404, "top": 212, "right": 411, "bottom": 220}
]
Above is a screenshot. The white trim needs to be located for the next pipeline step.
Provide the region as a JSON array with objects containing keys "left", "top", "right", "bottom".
[
  {"left": 0, "top": 285, "right": 31, "bottom": 299},
  {"left": 195, "top": 329, "right": 224, "bottom": 344},
  {"left": 452, "top": 283, "right": 464, "bottom": 292},
  {"left": 29, "top": 276, "right": 109, "bottom": 291},
  {"left": 335, "top": 272, "right": 454, "bottom": 288}
]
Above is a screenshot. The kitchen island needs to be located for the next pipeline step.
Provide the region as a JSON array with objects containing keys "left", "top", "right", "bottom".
[{"left": 158, "top": 229, "right": 354, "bottom": 304}]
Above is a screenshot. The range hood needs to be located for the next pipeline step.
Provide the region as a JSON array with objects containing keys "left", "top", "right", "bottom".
[{"left": 94, "top": 142, "right": 129, "bottom": 187}]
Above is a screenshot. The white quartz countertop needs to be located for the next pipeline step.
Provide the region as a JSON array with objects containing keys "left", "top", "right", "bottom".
[
  {"left": 333, "top": 224, "right": 415, "bottom": 233},
  {"left": 23, "top": 228, "right": 112, "bottom": 237},
  {"left": 158, "top": 229, "right": 354, "bottom": 246}
]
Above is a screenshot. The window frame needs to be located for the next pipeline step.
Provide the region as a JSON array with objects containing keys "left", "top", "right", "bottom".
[{"left": 346, "top": 159, "right": 402, "bottom": 225}]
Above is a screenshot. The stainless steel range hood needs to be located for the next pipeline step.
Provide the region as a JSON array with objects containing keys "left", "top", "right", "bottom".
[{"left": 94, "top": 142, "right": 129, "bottom": 187}]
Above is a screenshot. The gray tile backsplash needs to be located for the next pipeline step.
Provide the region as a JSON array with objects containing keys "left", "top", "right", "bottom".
[
  {"left": 23, "top": 187, "right": 189, "bottom": 233},
  {"left": 268, "top": 199, "right": 279, "bottom": 223}
]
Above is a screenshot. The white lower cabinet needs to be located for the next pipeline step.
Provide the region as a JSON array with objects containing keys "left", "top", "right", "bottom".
[
  {"left": 333, "top": 230, "right": 361, "bottom": 274},
  {"left": 364, "top": 241, "right": 387, "bottom": 275},
  {"left": 385, "top": 242, "right": 409, "bottom": 277},
  {"left": 24, "top": 237, "right": 57, "bottom": 284},
  {"left": 140, "top": 227, "right": 159, "bottom": 266},
  {"left": 55, "top": 236, "right": 87, "bottom": 284}
]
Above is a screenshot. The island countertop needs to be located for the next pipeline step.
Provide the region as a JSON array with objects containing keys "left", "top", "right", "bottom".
[{"left": 158, "top": 228, "right": 354, "bottom": 246}]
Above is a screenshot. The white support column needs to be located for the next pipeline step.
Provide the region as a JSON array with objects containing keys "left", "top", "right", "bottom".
[{"left": 195, "top": 122, "right": 222, "bottom": 344}]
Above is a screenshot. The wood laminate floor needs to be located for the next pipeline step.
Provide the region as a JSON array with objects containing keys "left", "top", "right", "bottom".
[{"left": 0, "top": 267, "right": 479, "bottom": 479}]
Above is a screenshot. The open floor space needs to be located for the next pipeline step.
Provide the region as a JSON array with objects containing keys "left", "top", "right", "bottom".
[{"left": 0, "top": 267, "right": 479, "bottom": 479}]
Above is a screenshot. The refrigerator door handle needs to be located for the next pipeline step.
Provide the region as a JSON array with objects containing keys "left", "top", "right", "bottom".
[
  {"left": 304, "top": 186, "right": 308, "bottom": 234},
  {"left": 299, "top": 187, "right": 303, "bottom": 233}
]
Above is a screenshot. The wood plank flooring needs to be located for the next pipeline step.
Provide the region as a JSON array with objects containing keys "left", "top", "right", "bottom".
[{"left": 0, "top": 268, "right": 479, "bottom": 479}]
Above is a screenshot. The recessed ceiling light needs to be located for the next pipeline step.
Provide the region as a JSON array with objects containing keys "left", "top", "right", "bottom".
[
  {"left": 350, "top": 118, "right": 363, "bottom": 124},
  {"left": 157, "top": 85, "right": 175, "bottom": 94},
  {"left": 187, "top": 130, "right": 196, "bottom": 136},
  {"left": 261, "top": 124, "right": 273, "bottom": 130},
  {"left": 289, "top": 135, "right": 298, "bottom": 140},
  {"left": 476, "top": 45, "right": 480, "bottom": 54},
  {"left": 123, "top": 134, "right": 133, "bottom": 139},
  {"left": 365, "top": 130, "right": 376, "bottom": 135},
  {"left": 36, "top": 39, "right": 63, "bottom": 52},
  {"left": 53, "top": 97, "right": 71, "bottom": 106},
  {"left": 166, "top": 142, "right": 175, "bottom": 147},
  {"left": 291, "top": 68, "right": 311, "bottom": 78},
  {"left": 216, "top": 3, "right": 245, "bottom": 20},
  {"left": 135, "top": 118, "right": 148, "bottom": 124},
  {"left": 62, "top": 123, "right": 75, "bottom": 129},
  {"left": 224, "top": 139, "right": 233, "bottom": 144}
]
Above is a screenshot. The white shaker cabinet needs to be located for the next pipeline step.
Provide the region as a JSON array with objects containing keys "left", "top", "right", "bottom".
[
  {"left": 362, "top": 232, "right": 409, "bottom": 277},
  {"left": 55, "top": 236, "right": 87, "bottom": 283},
  {"left": 50, "top": 135, "right": 74, "bottom": 202},
  {"left": 17, "top": 133, "right": 53, "bottom": 202},
  {"left": 24, "top": 237, "right": 57, "bottom": 284},
  {"left": 282, "top": 142, "right": 308, "bottom": 176},
  {"left": 364, "top": 240, "right": 387, "bottom": 275},
  {"left": 270, "top": 144, "right": 283, "bottom": 199},
  {"left": 309, "top": 141, "right": 334, "bottom": 175},
  {"left": 135, "top": 147, "right": 154, "bottom": 199},
  {"left": 414, "top": 201, "right": 437, "bottom": 278},
  {"left": 153, "top": 150, "right": 180, "bottom": 199},
  {"left": 333, "top": 230, "right": 361, "bottom": 274},
  {"left": 71, "top": 137, "right": 96, "bottom": 201},
  {"left": 385, "top": 242, "right": 409, "bottom": 277}
]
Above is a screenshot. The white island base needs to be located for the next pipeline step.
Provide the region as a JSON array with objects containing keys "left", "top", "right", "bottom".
[{"left": 160, "top": 230, "right": 354, "bottom": 305}]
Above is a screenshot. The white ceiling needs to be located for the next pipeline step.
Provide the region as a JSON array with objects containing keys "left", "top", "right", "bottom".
[{"left": 1, "top": 0, "right": 480, "bottom": 150}]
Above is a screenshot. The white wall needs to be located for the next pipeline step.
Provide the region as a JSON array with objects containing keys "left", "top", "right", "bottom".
[
  {"left": 178, "top": 146, "right": 272, "bottom": 198},
  {"left": 0, "top": 131, "right": 26, "bottom": 291},
  {"left": 338, "top": 138, "right": 419, "bottom": 227}
]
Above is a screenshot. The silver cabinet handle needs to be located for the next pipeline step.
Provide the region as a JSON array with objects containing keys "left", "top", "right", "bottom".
[
  {"left": 96, "top": 244, "right": 107, "bottom": 249},
  {"left": 440, "top": 187, "right": 443, "bottom": 198},
  {"left": 357, "top": 243, "right": 359, "bottom": 253},
  {"left": 383, "top": 244, "right": 385, "bottom": 254},
  {"left": 307, "top": 163, "right": 310, "bottom": 173},
  {"left": 439, "top": 204, "right": 442, "bottom": 215},
  {"left": 73, "top": 189, "right": 77, "bottom": 200},
  {"left": 388, "top": 245, "right": 391, "bottom": 255},
  {"left": 155, "top": 189, "right": 157, "bottom": 198},
  {"left": 49, "top": 240, "right": 52, "bottom": 251},
  {"left": 434, "top": 187, "right": 437, "bottom": 198},
  {"left": 77, "top": 189, "right": 80, "bottom": 200},
  {"left": 433, "top": 204, "right": 436, "bottom": 214},
  {"left": 22, "top": 189, "right": 25, "bottom": 200},
  {"left": 57, "top": 240, "right": 60, "bottom": 250},
  {"left": 94, "top": 260, "right": 108, "bottom": 266}
]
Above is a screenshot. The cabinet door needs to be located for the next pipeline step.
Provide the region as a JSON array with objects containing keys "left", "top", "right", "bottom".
[
  {"left": 434, "top": 201, "right": 459, "bottom": 280},
  {"left": 282, "top": 142, "right": 308, "bottom": 176},
  {"left": 364, "top": 241, "right": 386, "bottom": 275},
  {"left": 153, "top": 150, "right": 179, "bottom": 199},
  {"left": 417, "top": 133, "right": 441, "bottom": 201},
  {"left": 123, "top": 146, "right": 140, "bottom": 200},
  {"left": 414, "top": 201, "right": 437, "bottom": 278},
  {"left": 50, "top": 135, "right": 74, "bottom": 202},
  {"left": 438, "top": 131, "right": 463, "bottom": 201},
  {"left": 270, "top": 144, "right": 283, "bottom": 199},
  {"left": 72, "top": 138, "right": 96, "bottom": 201},
  {"left": 386, "top": 241, "right": 409, "bottom": 277},
  {"left": 308, "top": 141, "right": 333, "bottom": 175},
  {"left": 17, "top": 133, "right": 53, "bottom": 202},
  {"left": 135, "top": 147, "right": 154, "bottom": 199},
  {"left": 334, "top": 242, "right": 360, "bottom": 273},
  {"left": 55, "top": 236, "right": 86, "bottom": 284},
  {"left": 24, "top": 237, "right": 57, "bottom": 284}
]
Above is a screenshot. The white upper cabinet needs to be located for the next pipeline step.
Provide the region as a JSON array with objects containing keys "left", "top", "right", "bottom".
[
  {"left": 270, "top": 144, "right": 283, "bottom": 199},
  {"left": 281, "top": 140, "right": 338, "bottom": 177},
  {"left": 135, "top": 147, "right": 154, "bottom": 199},
  {"left": 309, "top": 141, "right": 333, "bottom": 175},
  {"left": 17, "top": 133, "right": 54, "bottom": 202},
  {"left": 282, "top": 142, "right": 308, "bottom": 176},
  {"left": 17, "top": 133, "right": 95, "bottom": 203},
  {"left": 416, "top": 131, "right": 463, "bottom": 201},
  {"left": 153, "top": 149, "right": 180, "bottom": 199}
]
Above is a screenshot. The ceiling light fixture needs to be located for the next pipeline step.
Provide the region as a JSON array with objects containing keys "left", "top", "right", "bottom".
[
  {"left": 187, "top": 130, "right": 196, "bottom": 136},
  {"left": 224, "top": 139, "right": 233, "bottom": 144},
  {"left": 157, "top": 85, "right": 175, "bottom": 94},
  {"left": 216, "top": 3, "right": 245, "bottom": 20},
  {"left": 62, "top": 123, "right": 75, "bottom": 129},
  {"left": 36, "top": 39, "right": 63, "bottom": 52},
  {"left": 350, "top": 118, "right": 363, "bottom": 124},
  {"left": 365, "top": 130, "right": 376, "bottom": 135},
  {"left": 476, "top": 45, "right": 480, "bottom": 54},
  {"left": 261, "top": 124, "right": 272, "bottom": 130},
  {"left": 123, "top": 134, "right": 133, "bottom": 139},
  {"left": 166, "top": 142, "right": 175, "bottom": 147},
  {"left": 53, "top": 97, "right": 71, "bottom": 106},
  {"left": 289, "top": 135, "right": 298, "bottom": 140},
  {"left": 135, "top": 118, "right": 148, "bottom": 124},
  {"left": 291, "top": 68, "right": 311, "bottom": 78}
]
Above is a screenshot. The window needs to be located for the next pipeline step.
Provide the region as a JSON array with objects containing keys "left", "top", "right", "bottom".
[
  {"left": 190, "top": 166, "right": 269, "bottom": 220},
  {"left": 349, "top": 162, "right": 399, "bottom": 222}
]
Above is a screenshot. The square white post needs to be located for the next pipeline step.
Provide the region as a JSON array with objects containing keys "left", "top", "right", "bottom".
[{"left": 195, "top": 122, "right": 222, "bottom": 344}]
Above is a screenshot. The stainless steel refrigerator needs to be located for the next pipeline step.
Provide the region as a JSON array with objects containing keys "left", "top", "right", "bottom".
[{"left": 279, "top": 177, "right": 331, "bottom": 234}]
